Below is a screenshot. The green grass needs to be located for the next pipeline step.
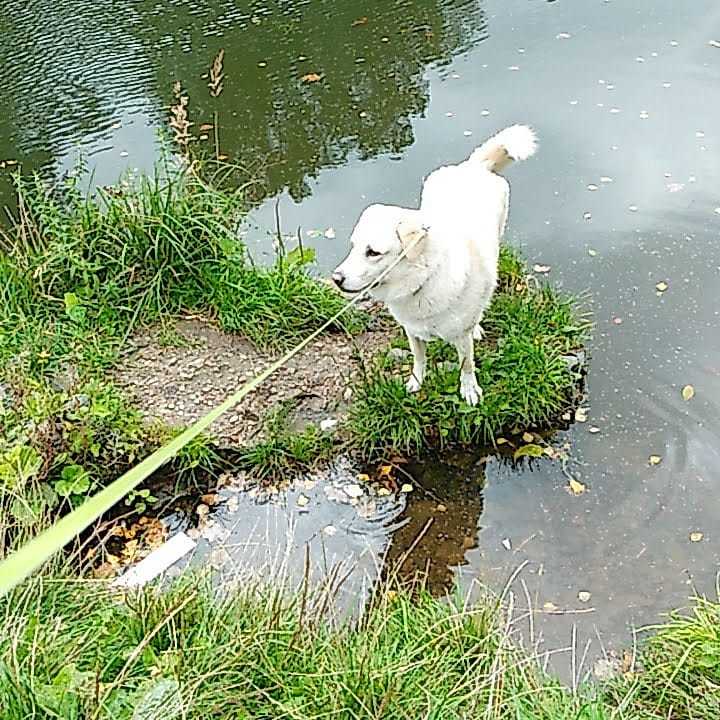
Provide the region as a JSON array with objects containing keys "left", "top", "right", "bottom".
[
  {"left": 1, "top": 571, "right": 718, "bottom": 719},
  {"left": 0, "top": 163, "right": 363, "bottom": 377},
  {"left": 236, "top": 403, "right": 335, "bottom": 483},
  {"left": 347, "top": 246, "right": 590, "bottom": 457}
]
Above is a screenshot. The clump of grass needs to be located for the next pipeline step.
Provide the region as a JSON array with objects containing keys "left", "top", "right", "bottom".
[
  {"left": 348, "top": 246, "right": 590, "bottom": 457},
  {"left": 0, "top": 162, "right": 364, "bottom": 373},
  {"left": 213, "top": 248, "right": 367, "bottom": 350},
  {"left": 0, "top": 376, "right": 151, "bottom": 553},
  {"left": 605, "top": 596, "right": 720, "bottom": 718},
  {"left": 237, "top": 403, "right": 335, "bottom": 483}
]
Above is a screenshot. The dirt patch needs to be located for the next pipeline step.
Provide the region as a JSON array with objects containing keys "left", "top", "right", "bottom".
[{"left": 113, "top": 314, "right": 396, "bottom": 447}]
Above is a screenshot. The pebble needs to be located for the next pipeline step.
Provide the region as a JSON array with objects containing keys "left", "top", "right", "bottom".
[{"left": 344, "top": 484, "right": 364, "bottom": 499}]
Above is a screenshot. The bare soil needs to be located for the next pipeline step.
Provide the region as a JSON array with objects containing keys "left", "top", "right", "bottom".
[{"left": 113, "top": 315, "right": 396, "bottom": 447}]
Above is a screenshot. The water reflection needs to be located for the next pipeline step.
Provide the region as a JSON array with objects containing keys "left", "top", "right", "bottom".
[{"left": 0, "top": 0, "right": 487, "bottom": 207}]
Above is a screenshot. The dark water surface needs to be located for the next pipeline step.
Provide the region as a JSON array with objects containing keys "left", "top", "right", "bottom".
[{"left": 4, "top": 0, "right": 720, "bottom": 680}]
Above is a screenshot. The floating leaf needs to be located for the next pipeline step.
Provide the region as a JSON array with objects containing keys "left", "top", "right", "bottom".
[
  {"left": 689, "top": 531, "right": 704, "bottom": 543},
  {"left": 532, "top": 264, "right": 551, "bottom": 274},
  {"left": 301, "top": 72, "right": 323, "bottom": 83},
  {"left": 378, "top": 465, "right": 393, "bottom": 477},
  {"left": 352, "top": 16, "right": 369, "bottom": 26},
  {"left": 400, "top": 483, "right": 413, "bottom": 493},
  {"left": 578, "top": 590, "right": 591, "bottom": 603},
  {"left": 682, "top": 384, "right": 695, "bottom": 401},
  {"left": 543, "top": 601, "right": 558, "bottom": 612},
  {"left": 514, "top": 444, "right": 545, "bottom": 460},
  {"left": 648, "top": 455, "right": 662, "bottom": 466},
  {"left": 655, "top": 281, "right": 668, "bottom": 292},
  {"left": 568, "top": 478, "right": 586, "bottom": 495},
  {"left": 522, "top": 431, "right": 534, "bottom": 443}
]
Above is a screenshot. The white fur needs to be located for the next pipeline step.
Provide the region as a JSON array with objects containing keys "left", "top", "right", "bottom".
[{"left": 333, "top": 124, "right": 537, "bottom": 405}]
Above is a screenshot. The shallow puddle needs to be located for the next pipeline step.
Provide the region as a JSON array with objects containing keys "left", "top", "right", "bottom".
[{"left": 4, "top": 0, "right": 720, "bottom": 681}]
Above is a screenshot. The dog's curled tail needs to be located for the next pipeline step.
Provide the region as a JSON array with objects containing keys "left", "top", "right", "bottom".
[{"left": 470, "top": 124, "right": 537, "bottom": 173}]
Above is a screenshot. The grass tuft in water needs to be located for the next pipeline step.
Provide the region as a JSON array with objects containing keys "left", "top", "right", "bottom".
[
  {"left": 348, "top": 246, "right": 590, "bottom": 457},
  {"left": 237, "top": 403, "right": 335, "bottom": 483}
]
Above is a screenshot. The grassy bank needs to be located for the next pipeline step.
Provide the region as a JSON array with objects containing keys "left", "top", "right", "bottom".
[
  {"left": 1, "top": 572, "right": 717, "bottom": 719},
  {"left": 0, "top": 163, "right": 363, "bottom": 542}
]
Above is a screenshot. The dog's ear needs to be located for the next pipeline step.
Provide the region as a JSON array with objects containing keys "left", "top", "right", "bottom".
[{"left": 395, "top": 219, "right": 429, "bottom": 261}]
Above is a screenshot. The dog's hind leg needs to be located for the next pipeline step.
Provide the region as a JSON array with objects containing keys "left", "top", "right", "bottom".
[
  {"left": 405, "top": 332, "right": 427, "bottom": 393},
  {"left": 454, "top": 332, "right": 482, "bottom": 406}
]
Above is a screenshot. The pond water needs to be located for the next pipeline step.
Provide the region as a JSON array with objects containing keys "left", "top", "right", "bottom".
[{"left": 4, "top": 0, "right": 720, "bottom": 681}]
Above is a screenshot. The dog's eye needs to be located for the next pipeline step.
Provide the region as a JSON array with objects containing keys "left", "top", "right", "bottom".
[{"left": 365, "top": 247, "right": 382, "bottom": 258}]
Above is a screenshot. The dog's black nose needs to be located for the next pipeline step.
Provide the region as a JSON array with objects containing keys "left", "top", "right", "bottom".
[{"left": 331, "top": 270, "right": 345, "bottom": 288}]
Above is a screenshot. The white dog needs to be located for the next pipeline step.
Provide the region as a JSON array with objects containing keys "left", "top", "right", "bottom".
[{"left": 332, "top": 125, "right": 537, "bottom": 405}]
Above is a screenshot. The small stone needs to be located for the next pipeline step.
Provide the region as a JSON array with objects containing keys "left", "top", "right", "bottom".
[
  {"left": 323, "top": 525, "right": 337, "bottom": 536},
  {"left": 196, "top": 503, "right": 209, "bottom": 517},
  {"left": 377, "top": 487, "right": 391, "bottom": 497},
  {"left": 436, "top": 504, "right": 447, "bottom": 513},
  {"left": 587, "top": 184, "right": 599, "bottom": 191},
  {"left": 344, "top": 484, "right": 364, "bottom": 499}
]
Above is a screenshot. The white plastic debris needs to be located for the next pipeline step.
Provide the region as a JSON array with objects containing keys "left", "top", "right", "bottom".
[{"left": 111, "top": 532, "right": 196, "bottom": 589}]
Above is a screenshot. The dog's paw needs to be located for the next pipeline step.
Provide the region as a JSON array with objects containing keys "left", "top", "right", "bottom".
[
  {"left": 406, "top": 375, "right": 422, "bottom": 394},
  {"left": 460, "top": 376, "right": 483, "bottom": 406},
  {"left": 473, "top": 324, "right": 485, "bottom": 341}
]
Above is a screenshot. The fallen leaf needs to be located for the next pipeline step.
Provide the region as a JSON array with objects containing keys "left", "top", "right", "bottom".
[
  {"left": 588, "top": 426, "right": 601, "bottom": 434},
  {"left": 689, "top": 531, "right": 704, "bottom": 542},
  {"left": 522, "top": 431, "right": 535, "bottom": 443},
  {"left": 386, "top": 590, "right": 398, "bottom": 601},
  {"left": 568, "top": 478, "right": 586, "bottom": 495},
  {"left": 682, "top": 384, "right": 695, "bottom": 401},
  {"left": 648, "top": 455, "right": 662, "bottom": 466},
  {"left": 357, "top": 473, "right": 370, "bottom": 482},
  {"left": 575, "top": 407, "right": 588, "bottom": 422},
  {"left": 301, "top": 72, "right": 323, "bottom": 83},
  {"left": 378, "top": 465, "right": 393, "bottom": 477},
  {"left": 543, "top": 601, "right": 558, "bottom": 612},
  {"left": 655, "top": 281, "right": 668, "bottom": 292},
  {"left": 296, "top": 494, "right": 309, "bottom": 507},
  {"left": 217, "top": 154, "right": 229, "bottom": 161},
  {"left": 514, "top": 444, "right": 545, "bottom": 460},
  {"left": 436, "top": 503, "right": 447, "bottom": 513},
  {"left": 533, "top": 263, "right": 551, "bottom": 274},
  {"left": 588, "top": 248, "right": 597, "bottom": 256},
  {"left": 377, "top": 487, "right": 391, "bottom": 497},
  {"left": 352, "top": 16, "right": 368, "bottom": 26},
  {"left": 199, "top": 123, "right": 214, "bottom": 131},
  {"left": 400, "top": 483, "right": 413, "bottom": 493},
  {"left": 496, "top": 437, "right": 508, "bottom": 445},
  {"left": 578, "top": 590, "right": 591, "bottom": 603}
]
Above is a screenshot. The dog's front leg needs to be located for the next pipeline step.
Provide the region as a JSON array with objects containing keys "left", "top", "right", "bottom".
[
  {"left": 405, "top": 331, "right": 426, "bottom": 393},
  {"left": 454, "top": 332, "right": 482, "bottom": 406}
]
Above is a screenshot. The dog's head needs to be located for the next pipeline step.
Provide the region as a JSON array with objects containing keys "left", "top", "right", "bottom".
[{"left": 332, "top": 204, "right": 429, "bottom": 297}]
